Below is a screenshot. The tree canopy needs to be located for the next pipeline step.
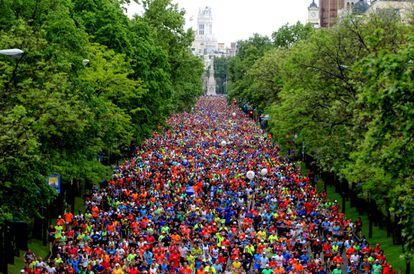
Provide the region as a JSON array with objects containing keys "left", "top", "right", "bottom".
[{"left": 0, "top": 0, "right": 203, "bottom": 222}]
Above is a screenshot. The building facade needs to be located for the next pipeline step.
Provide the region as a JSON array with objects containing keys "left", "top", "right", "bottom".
[
  {"left": 192, "top": 7, "right": 238, "bottom": 95},
  {"left": 338, "top": 0, "right": 369, "bottom": 17},
  {"left": 310, "top": 0, "right": 413, "bottom": 28},
  {"left": 367, "top": 0, "right": 414, "bottom": 21},
  {"left": 320, "top": 0, "right": 345, "bottom": 27},
  {"left": 308, "top": 0, "right": 321, "bottom": 27},
  {"left": 192, "top": 7, "right": 218, "bottom": 57}
]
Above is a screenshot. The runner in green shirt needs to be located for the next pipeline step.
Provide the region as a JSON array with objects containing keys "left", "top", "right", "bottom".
[
  {"left": 372, "top": 261, "right": 382, "bottom": 273},
  {"left": 332, "top": 265, "right": 342, "bottom": 274},
  {"left": 261, "top": 266, "right": 273, "bottom": 274}
]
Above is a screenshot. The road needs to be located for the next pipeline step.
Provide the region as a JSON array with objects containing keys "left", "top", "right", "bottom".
[{"left": 22, "top": 96, "right": 390, "bottom": 273}]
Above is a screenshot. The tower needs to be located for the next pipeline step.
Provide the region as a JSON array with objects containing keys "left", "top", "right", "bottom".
[
  {"left": 308, "top": 0, "right": 321, "bottom": 28},
  {"left": 198, "top": 7, "right": 213, "bottom": 37},
  {"left": 320, "top": 0, "right": 345, "bottom": 27},
  {"left": 192, "top": 7, "right": 218, "bottom": 57},
  {"left": 192, "top": 6, "right": 218, "bottom": 95}
]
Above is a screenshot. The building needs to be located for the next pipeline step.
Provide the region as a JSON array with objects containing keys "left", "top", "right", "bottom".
[
  {"left": 192, "top": 7, "right": 218, "bottom": 57},
  {"left": 217, "top": 43, "right": 225, "bottom": 51},
  {"left": 310, "top": 0, "right": 413, "bottom": 28},
  {"left": 339, "top": 0, "right": 362, "bottom": 17},
  {"left": 192, "top": 7, "right": 238, "bottom": 95},
  {"left": 226, "top": 42, "right": 237, "bottom": 57},
  {"left": 320, "top": 0, "right": 345, "bottom": 27},
  {"left": 338, "top": 0, "right": 369, "bottom": 18},
  {"left": 308, "top": 0, "right": 321, "bottom": 27},
  {"left": 367, "top": 0, "right": 414, "bottom": 21},
  {"left": 192, "top": 7, "right": 237, "bottom": 58},
  {"left": 192, "top": 6, "right": 218, "bottom": 95}
]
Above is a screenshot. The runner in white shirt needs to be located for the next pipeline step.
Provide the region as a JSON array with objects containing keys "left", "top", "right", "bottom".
[{"left": 274, "top": 252, "right": 284, "bottom": 267}]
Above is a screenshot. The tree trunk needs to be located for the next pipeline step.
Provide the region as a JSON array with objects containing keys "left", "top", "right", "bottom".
[
  {"left": 0, "top": 224, "right": 8, "bottom": 274},
  {"left": 342, "top": 194, "right": 346, "bottom": 214},
  {"left": 368, "top": 216, "right": 373, "bottom": 239},
  {"left": 387, "top": 210, "right": 391, "bottom": 237}
]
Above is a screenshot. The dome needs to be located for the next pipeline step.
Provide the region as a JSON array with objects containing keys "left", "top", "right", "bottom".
[
  {"left": 309, "top": 0, "right": 318, "bottom": 9},
  {"left": 353, "top": 0, "right": 369, "bottom": 14}
]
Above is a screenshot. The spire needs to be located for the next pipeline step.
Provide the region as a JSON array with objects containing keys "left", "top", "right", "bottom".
[{"left": 309, "top": 0, "right": 318, "bottom": 9}]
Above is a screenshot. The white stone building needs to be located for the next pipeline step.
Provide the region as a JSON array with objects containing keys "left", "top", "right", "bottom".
[
  {"left": 192, "top": 6, "right": 238, "bottom": 95},
  {"left": 192, "top": 7, "right": 218, "bottom": 57},
  {"left": 308, "top": 0, "right": 321, "bottom": 28},
  {"left": 367, "top": 0, "right": 414, "bottom": 21}
]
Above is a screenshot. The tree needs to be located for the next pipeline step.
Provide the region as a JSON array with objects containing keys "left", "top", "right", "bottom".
[
  {"left": 227, "top": 34, "right": 272, "bottom": 104},
  {"left": 0, "top": 0, "right": 94, "bottom": 221},
  {"left": 214, "top": 57, "right": 230, "bottom": 94},
  {"left": 344, "top": 32, "right": 414, "bottom": 259},
  {"left": 72, "top": 0, "right": 132, "bottom": 54},
  {"left": 265, "top": 12, "right": 413, "bottom": 259},
  {"left": 243, "top": 49, "right": 285, "bottom": 110},
  {"left": 228, "top": 23, "right": 313, "bottom": 110},
  {"left": 142, "top": 0, "right": 203, "bottom": 113},
  {"left": 0, "top": 0, "right": 203, "bottom": 222},
  {"left": 272, "top": 22, "right": 314, "bottom": 49}
]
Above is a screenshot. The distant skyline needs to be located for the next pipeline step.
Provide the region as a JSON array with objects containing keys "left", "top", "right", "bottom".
[{"left": 126, "top": 0, "right": 310, "bottom": 46}]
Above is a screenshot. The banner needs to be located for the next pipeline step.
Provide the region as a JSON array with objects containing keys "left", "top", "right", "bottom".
[{"left": 47, "top": 174, "right": 61, "bottom": 193}]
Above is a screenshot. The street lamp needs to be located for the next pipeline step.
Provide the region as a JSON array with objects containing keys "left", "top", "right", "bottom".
[
  {"left": 0, "top": 48, "right": 24, "bottom": 89},
  {"left": 225, "top": 74, "right": 228, "bottom": 94},
  {"left": 0, "top": 48, "right": 24, "bottom": 58}
]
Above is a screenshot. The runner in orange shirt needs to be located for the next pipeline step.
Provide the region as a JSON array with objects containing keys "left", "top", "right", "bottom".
[{"left": 64, "top": 211, "right": 73, "bottom": 224}]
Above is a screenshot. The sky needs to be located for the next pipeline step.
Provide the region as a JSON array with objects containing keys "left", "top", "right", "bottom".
[{"left": 126, "top": 0, "right": 311, "bottom": 46}]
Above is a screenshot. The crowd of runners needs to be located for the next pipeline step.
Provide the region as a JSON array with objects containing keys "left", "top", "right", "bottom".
[{"left": 22, "top": 97, "right": 394, "bottom": 273}]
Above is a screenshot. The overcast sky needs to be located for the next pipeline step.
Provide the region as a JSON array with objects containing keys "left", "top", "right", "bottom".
[{"left": 126, "top": 0, "right": 310, "bottom": 46}]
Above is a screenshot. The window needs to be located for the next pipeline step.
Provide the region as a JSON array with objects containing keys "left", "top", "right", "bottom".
[
  {"left": 379, "top": 8, "right": 401, "bottom": 19},
  {"left": 199, "top": 24, "right": 204, "bottom": 35}
]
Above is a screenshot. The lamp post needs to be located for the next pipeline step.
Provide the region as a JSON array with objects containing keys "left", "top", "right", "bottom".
[
  {"left": 368, "top": 192, "right": 373, "bottom": 239},
  {"left": 0, "top": 48, "right": 24, "bottom": 58},
  {"left": 302, "top": 140, "right": 305, "bottom": 162},
  {"left": 0, "top": 48, "right": 24, "bottom": 90},
  {"left": 341, "top": 179, "right": 346, "bottom": 214},
  {"left": 225, "top": 74, "right": 227, "bottom": 94},
  {"left": 82, "top": 59, "right": 90, "bottom": 67}
]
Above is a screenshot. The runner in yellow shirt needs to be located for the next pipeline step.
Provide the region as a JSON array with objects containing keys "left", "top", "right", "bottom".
[{"left": 112, "top": 263, "right": 124, "bottom": 274}]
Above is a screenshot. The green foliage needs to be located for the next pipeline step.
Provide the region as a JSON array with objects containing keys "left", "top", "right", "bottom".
[
  {"left": 269, "top": 22, "right": 365, "bottom": 173},
  {"left": 272, "top": 22, "right": 314, "bottom": 48},
  {"left": 0, "top": 0, "right": 202, "bottom": 222},
  {"left": 345, "top": 34, "right": 414, "bottom": 257},
  {"left": 227, "top": 34, "right": 272, "bottom": 105},
  {"left": 228, "top": 24, "right": 313, "bottom": 110},
  {"left": 244, "top": 49, "right": 285, "bottom": 109},
  {"left": 214, "top": 57, "right": 230, "bottom": 94},
  {"left": 142, "top": 0, "right": 204, "bottom": 113}
]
